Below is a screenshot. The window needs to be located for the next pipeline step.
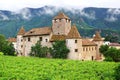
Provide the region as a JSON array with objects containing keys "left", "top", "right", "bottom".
[
  {"left": 54, "top": 19, "right": 57, "bottom": 23},
  {"left": 75, "top": 40, "right": 77, "bottom": 43},
  {"left": 89, "top": 47, "right": 91, "bottom": 51},
  {"left": 59, "top": 19, "right": 61, "bottom": 22},
  {"left": 86, "top": 48, "right": 88, "bottom": 51},
  {"left": 28, "top": 37, "right": 30, "bottom": 41},
  {"left": 75, "top": 49, "right": 78, "bottom": 52},
  {"left": 46, "top": 39, "right": 48, "bottom": 42},
  {"left": 83, "top": 48, "right": 85, "bottom": 51},
  {"left": 39, "top": 37, "right": 42, "bottom": 41},
  {"left": 21, "top": 45, "right": 23, "bottom": 48},
  {"left": 92, "top": 47, "right": 93, "bottom": 51}
]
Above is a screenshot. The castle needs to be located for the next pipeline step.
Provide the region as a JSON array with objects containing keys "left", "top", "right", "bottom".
[{"left": 11, "top": 12, "right": 104, "bottom": 60}]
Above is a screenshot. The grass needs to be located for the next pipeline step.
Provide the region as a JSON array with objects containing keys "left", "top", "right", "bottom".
[{"left": 0, "top": 55, "right": 119, "bottom": 80}]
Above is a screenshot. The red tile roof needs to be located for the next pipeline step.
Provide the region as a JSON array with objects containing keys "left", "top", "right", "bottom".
[
  {"left": 82, "top": 39, "right": 97, "bottom": 46},
  {"left": 24, "top": 27, "right": 52, "bottom": 36},
  {"left": 66, "top": 25, "right": 81, "bottom": 39},
  {"left": 109, "top": 43, "right": 120, "bottom": 46},
  {"left": 93, "top": 31, "right": 102, "bottom": 41},
  {"left": 53, "top": 12, "right": 70, "bottom": 20},
  {"left": 8, "top": 38, "right": 16, "bottom": 42},
  {"left": 18, "top": 26, "right": 25, "bottom": 35},
  {"left": 50, "top": 35, "right": 66, "bottom": 41}
]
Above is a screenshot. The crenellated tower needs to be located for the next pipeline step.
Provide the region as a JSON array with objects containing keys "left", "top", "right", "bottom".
[{"left": 52, "top": 12, "right": 71, "bottom": 35}]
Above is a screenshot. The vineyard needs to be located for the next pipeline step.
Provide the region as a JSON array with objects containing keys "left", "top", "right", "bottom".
[{"left": 0, "top": 56, "right": 119, "bottom": 80}]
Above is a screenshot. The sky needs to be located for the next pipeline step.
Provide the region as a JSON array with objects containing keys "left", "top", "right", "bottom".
[{"left": 0, "top": 0, "right": 120, "bottom": 11}]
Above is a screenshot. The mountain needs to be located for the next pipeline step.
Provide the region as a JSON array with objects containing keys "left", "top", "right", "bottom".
[{"left": 0, "top": 6, "right": 120, "bottom": 38}]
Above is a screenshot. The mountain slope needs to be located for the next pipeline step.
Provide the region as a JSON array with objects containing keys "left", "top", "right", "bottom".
[{"left": 0, "top": 6, "right": 120, "bottom": 38}]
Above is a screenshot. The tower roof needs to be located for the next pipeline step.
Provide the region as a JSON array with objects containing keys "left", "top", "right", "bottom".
[
  {"left": 53, "top": 12, "right": 70, "bottom": 20},
  {"left": 93, "top": 31, "right": 103, "bottom": 41},
  {"left": 66, "top": 25, "right": 81, "bottom": 39},
  {"left": 18, "top": 26, "right": 25, "bottom": 35}
]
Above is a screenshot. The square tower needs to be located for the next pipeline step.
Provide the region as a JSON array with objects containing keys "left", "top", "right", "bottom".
[{"left": 52, "top": 12, "right": 71, "bottom": 35}]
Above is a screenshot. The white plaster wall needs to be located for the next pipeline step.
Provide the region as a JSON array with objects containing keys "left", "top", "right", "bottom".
[
  {"left": 16, "top": 35, "right": 24, "bottom": 56},
  {"left": 66, "top": 39, "right": 82, "bottom": 60},
  {"left": 24, "top": 35, "right": 52, "bottom": 56}
]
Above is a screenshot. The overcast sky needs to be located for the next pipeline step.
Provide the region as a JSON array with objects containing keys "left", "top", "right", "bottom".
[{"left": 0, "top": 0, "right": 120, "bottom": 11}]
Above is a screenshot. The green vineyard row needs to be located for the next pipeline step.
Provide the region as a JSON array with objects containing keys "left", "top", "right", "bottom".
[{"left": 0, "top": 56, "right": 119, "bottom": 80}]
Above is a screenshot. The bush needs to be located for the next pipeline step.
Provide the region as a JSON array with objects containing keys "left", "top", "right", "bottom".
[
  {"left": 0, "top": 52, "right": 4, "bottom": 55},
  {"left": 50, "top": 40, "right": 69, "bottom": 59},
  {"left": 115, "top": 65, "right": 120, "bottom": 80},
  {"left": 104, "top": 57, "right": 113, "bottom": 62},
  {"left": 30, "top": 41, "right": 49, "bottom": 57}
]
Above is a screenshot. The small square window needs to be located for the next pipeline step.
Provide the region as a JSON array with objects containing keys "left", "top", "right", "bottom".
[
  {"left": 75, "top": 49, "right": 78, "bottom": 52},
  {"left": 21, "top": 45, "right": 23, "bottom": 48},
  {"left": 28, "top": 37, "right": 30, "bottom": 41},
  {"left": 75, "top": 40, "right": 77, "bottom": 43},
  {"left": 39, "top": 37, "right": 42, "bottom": 41},
  {"left": 46, "top": 39, "right": 48, "bottom": 42}
]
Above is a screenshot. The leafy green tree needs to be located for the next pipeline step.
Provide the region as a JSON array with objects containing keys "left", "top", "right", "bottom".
[
  {"left": 30, "top": 41, "right": 48, "bottom": 57},
  {"left": 104, "top": 35, "right": 119, "bottom": 43},
  {"left": 100, "top": 45, "right": 120, "bottom": 62},
  {"left": 99, "top": 45, "right": 109, "bottom": 56},
  {"left": 0, "top": 34, "right": 15, "bottom": 56},
  {"left": 50, "top": 40, "right": 70, "bottom": 59}
]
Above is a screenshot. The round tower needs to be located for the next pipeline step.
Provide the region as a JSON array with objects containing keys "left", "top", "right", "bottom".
[{"left": 52, "top": 12, "right": 71, "bottom": 35}]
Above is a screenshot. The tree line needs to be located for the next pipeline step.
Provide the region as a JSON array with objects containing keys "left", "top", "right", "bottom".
[{"left": 0, "top": 34, "right": 15, "bottom": 56}]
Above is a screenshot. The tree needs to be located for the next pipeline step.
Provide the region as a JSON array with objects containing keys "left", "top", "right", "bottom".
[
  {"left": 99, "top": 45, "right": 109, "bottom": 56},
  {"left": 30, "top": 41, "right": 48, "bottom": 57},
  {"left": 100, "top": 45, "right": 120, "bottom": 62},
  {"left": 0, "top": 34, "right": 15, "bottom": 56},
  {"left": 50, "top": 40, "right": 69, "bottom": 59},
  {"left": 104, "top": 35, "right": 119, "bottom": 43}
]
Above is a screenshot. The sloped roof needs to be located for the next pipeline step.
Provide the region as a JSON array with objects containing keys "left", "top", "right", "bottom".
[
  {"left": 53, "top": 12, "right": 70, "bottom": 20},
  {"left": 66, "top": 25, "right": 81, "bottom": 39},
  {"left": 93, "top": 31, "right": 103, "bottom": 41},
  {"left": 50, "top": 35, "right": 66, "bottom": 42},
  {"left": 109, "top": 43, "right": 120, "bottom": 46},
  {"left": 82, "top": 39, "right": 97, "bottom": 46},
  {"left": 18, "top": 27, "right": 25, "bottom": 35},
  {"left": 8, "top": 38, "right": 16, "bottom": 42},
  {"left": 24, "top": 27, "right": 52, "bottom": 37}
]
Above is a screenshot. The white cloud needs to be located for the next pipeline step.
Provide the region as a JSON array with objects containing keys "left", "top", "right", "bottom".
[
  {"left": 19, "top": 8, "right": 32, "bottom": 20},
  {"left": 0, "top": 11, "right": 9, "bottom": 20},
  {"left": 0, "top": 0, "right": 120, "bottom": 11},
  {"left": 80, "top": 10, "right": 96, "bottom": 19},
  {"left": 105, "top": 9, "right": 120, "bottom": 22},
  {"left": 105, "top": 15, "right": 117, "bottom": 22}
]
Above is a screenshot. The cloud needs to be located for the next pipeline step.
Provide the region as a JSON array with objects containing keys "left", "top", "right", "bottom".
[
  {"left": 105, "top": 15, "right": 117, "bottom": 22},
  {"left": 105, "top": 9, "right": 120, "bottom": 22},
  {"left": 80, "top": 10, "right": 96, "bottom": 19},
  {"left": 0, "top": 11, "right": 9, "bottom": 20},
  {"left": 0, "top": 0, "right": 120, "bottom": 11},
  {"left": 19, "top": 8, "right": 32, "bottom": 20}
]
